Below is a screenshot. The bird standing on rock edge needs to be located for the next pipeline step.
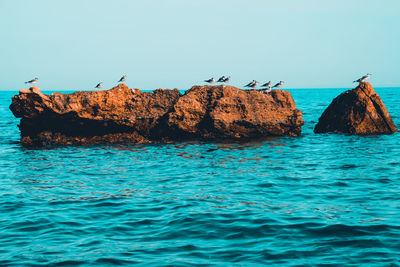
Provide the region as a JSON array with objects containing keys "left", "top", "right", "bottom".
[
  {"left": 272, "top": 81, "right": 284, "bottom": 89},
  {"left": 261, "top": 81, "right": 271, "bottom": 88},
  {"left": 25, "top": 78, "right": 38, "bottom": 85},
  {"left": 204, "top": 78, "right": 215, "bottom": 84},
  {"left": 245, "top": 80, "right": 256, "bottom": 87},
  {"left": 353, "top": 73, "right": 371, "bottom": 83},
  {"left": 217, "top": 76, "right": 225, "bottom": 83},
  {"left": 245, "top": 80, "right": 259, "bottom": 89},
  {"left": 118, "top": 75, "right": 127, "bottom": 83},
  {"left": 222, "top": 76, "right": 231, "bottom": 83},
  {"left": 250, "top": 81, "right": 259, "bottom": 89},
  {"left": 95, "top": 82, "right": 103, "bottom": 89},
  {"left": 259, "top": 81, "right": 272, "bottom": 94}
]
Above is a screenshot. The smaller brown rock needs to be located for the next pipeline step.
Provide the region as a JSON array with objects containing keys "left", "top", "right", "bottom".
[{"left": 314, "top": 82, "right": 398, "bottom": 135}]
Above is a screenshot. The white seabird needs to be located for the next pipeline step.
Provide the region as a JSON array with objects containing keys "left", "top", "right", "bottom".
[
  {"left": 272, "top": 81, "right": 284, "bottom": 89},
  {"left": 250, "top": 81, "right": 259, "bottom": 89},
  {"left": 118, "top": 75, "right": 127, "bottom": 83},
  {"left": 222, "top": 76, "right": 231, "bottom": 83},
  {"left": 261, "top": 81, "right": 271, "bottom": 88},
  {"left": 95, "top": 82, "right": 103, "bottom": 89},
  {"left": 353, "top": 73, "right": 371, "bottom": 83},
  {"left": 217, "top": 76, "right": 226, "bottom": 82},
  {"left": 245, "top": 80, "right": 256, "bottom": 87},
  {"left": 25, "top": 78, "right": 38, "bottom": 84},
  {"left": 205, "top": 78, "right": 215, "bottom": 84},
  {"left": 263, "top": 88, "right": 272, "bottom": 93}
]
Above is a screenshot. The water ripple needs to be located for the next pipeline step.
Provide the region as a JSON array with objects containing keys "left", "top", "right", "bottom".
[{"left": 0, "top": 89, "right": 400, "bottom": 265}]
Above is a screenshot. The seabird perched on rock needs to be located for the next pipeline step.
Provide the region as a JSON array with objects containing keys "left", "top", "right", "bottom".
[
  {"left": 245, "top": 80, "right": 256, "bottom": 87},
  {"left": 118, "top": 75, "right": 127, "bottom": 83},
  {"left": 261, "top": 81, "right": 272, "bottom": 88},
  {"left": 262, "top": 88, "right": 272, "bottom": 94},
  {"left": 353, "top": 73, "right": 371, "bottom": 83},
  {"left": 217, "top": 76, "right": 226, "bottom": 82},
  {"left": 222, "top": 76, "right": 231, "bottom": 83},
  {"left": 245, "top": 80, "right": 259, "bottom": 89},
  {"left": 272, "top": 81, "right": 284, "bottom": 89},
  {"left": 251, "top": 81, "right": 259, "bottom": 89},
  {"left": 95, "top": 82, "right": 103, "bottom": 89},
  {"left": 25, "top": 78, "right": 38, "bottom": 84},
  {"left": 204, "top": 78, "right": 215, "bottom": 84}
]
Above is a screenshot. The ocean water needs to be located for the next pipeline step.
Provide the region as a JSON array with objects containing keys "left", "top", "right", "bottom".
[{"left": 0, "top": 88, "right": 399, "bottom": 266}]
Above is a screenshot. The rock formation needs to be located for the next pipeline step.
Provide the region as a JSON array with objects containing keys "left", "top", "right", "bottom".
[
  {"left": 10, "top": 84, "right": 304, "bottom": 147},
  {"left": 166, "top": 85, "right": 303, "bottom": 139},
  {"left": 314, "top": 82, "right": 398, "bottom": 134}
]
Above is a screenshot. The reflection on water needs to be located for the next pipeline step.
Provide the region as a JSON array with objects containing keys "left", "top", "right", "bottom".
[{"left": 0, "top": 89, "right": 400, "bottom": 265}]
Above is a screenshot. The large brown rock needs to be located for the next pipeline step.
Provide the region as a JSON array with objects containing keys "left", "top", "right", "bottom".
[
  {"left": 314, "top": 82, "right": 398, "bottom": 134},
  {"left": 166, "top": 85, "right": 303, "bottom": 139},
  {"left": 10, "top": 84, "right": 181, "bottom": 146},
  {"left": 9, "top": 84, "right": 304, "bottom": 147}
]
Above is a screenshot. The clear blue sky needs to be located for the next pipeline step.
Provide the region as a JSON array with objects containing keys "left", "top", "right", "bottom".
[{"left": 1, "top": 0, "right": 399, "bottom": 90}]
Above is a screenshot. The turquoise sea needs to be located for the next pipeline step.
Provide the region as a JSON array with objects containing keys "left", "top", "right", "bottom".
[{"left": 0, "top": 88, "right": 399, "bottom": 266}]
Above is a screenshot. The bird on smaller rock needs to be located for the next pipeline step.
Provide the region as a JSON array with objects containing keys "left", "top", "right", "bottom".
[
  {"left": 204, "top": 78, "right": 215, "bottom": 84},
  {"left": 95, "top": 82, "right": 103, "bottom": 89},
  {"left": 272, "top": 81, "right": 284, "bottom": 89},
  {"left": 118, "top": 75, "right": 127, "bottom": 83},
  {"left": 353, "top": 73, "right": 371, "bottom": 83},
  {"left": 25, "top": 78, "right": 38, "bottom": 84}
]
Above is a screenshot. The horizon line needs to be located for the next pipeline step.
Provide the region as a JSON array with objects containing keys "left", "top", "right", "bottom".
[{"left": 0, "top": 86, "right": 399, "bottom": 92}]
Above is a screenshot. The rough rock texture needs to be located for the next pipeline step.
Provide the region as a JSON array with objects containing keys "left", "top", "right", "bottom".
[
  {"left": 314, "top": 82, "right": 398, "bottom": 134},
  {"left": 10, "top": 84, "right": 304, "bottom": 147},
  {"left": 166, "top": 85, "right": 303, "bottom": 139}
]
